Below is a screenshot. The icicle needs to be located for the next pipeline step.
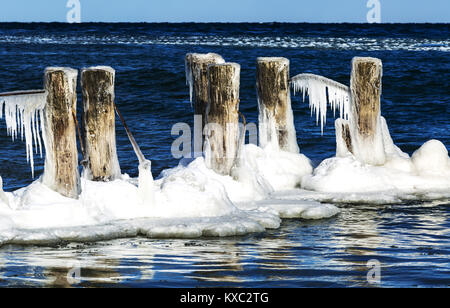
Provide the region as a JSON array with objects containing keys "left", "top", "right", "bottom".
[
  {"left": 291, "top": 73, "right": 350, "bottom": 135},
  {"left": 185, "top": 56, "right": 194, "bottom": 105},
  {"left": 0, "top": 91, "right": 47, "bottom": 177}
]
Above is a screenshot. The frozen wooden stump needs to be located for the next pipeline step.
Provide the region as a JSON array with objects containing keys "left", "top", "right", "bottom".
[
  {"left": 350, "top": 57, "right": 385, "bottom": 165},
  {"left": 205, "top": 63, "right": 240, "bottom": 176},
  {"left": 256, "top": 57, "right": 298, "bottom": 153},
  {"left": 42, "top": 67, "right": 80, "bottom": 199},
  {"left": 81, "top": 66, "right": 121, "bottom": 181},
  {"left": 185, "top": 53, "right": 225, "bottom": 128}
]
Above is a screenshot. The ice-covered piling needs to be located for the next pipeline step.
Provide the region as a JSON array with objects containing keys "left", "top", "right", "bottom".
[
  {"left": 205, "top": 63, "right": 240, "bottom": 176},
  {"left": 185, "top": 53, "right": 225, "bottom": 129},
  {"left": 350, "top": 57, "right": 385, "bottom": 165},
  {"left": 256, "top": 57, "right": 299, "bottom": 153},
  {"left": 81, "top": 66, "right": 121, "bottom": 181},
  {"left": 42, "top": 67, "right": 81, "bottom": 199}
]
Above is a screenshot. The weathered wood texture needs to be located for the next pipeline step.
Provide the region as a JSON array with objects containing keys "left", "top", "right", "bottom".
[
  {"left": 185, "top": 53, "right": 225, "bottom": 129},
  {"left": 335, "top": 118, "right": 353, "bottom": 156},
  {"left": 256, "top": 57, "right": 295, "bottom": 152},
  {"left": 342, "top": 122, "right": 353, "bottom": 153},
  {"left": 206, "top": 63, "right": 240, "bottom": 175},
  {"left": 81, "top": 66, "right": 121, "bottom": 181},
  {"left": 350, "top": 57, "right": 385, "bottom": 165},
  {"left": 351, "top": 57, "right": 382, "bottom": 139},
  {"left": 42, "top": 67, "right": 80, "bottom": 199}
]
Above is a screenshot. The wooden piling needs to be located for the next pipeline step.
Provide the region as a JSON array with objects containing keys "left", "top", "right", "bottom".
[
  {"left": 185, "top": 53, "right": 225, "bottom": 129},
  {"left": 350, "top": 57, "right": 385, "bottom": 165},
  {"left": 81, "top": 66, "right": 121, "bottom": 181},
  {"left": 256, "top": 57, "right": 298, "bottom": 153},
  {"left": 205, "top": 63, "right": 240, "bottom": 175},
  {"left": 42, "top": 67, "right": 80, "bottom": 199}
]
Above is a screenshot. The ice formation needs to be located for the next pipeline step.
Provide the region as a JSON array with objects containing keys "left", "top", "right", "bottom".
[
  {"left": 289, "top": 72, "right": 449, "bottom": 202},
  {"left": 0, "top": 146, "right": 338, "bottom": 246},
  {"left": 0, "top": 91, "right": 47, "bottom": 177},
  {"left": 291, "top": 74, "right": 350, "bottom": 134},
  {"left": 0, "top": 102, "right": 337, "bottom": 246},
  {"left": 138, "top": 159, "right": 155, "bottom": 206},
  {"left": 301, "top": 115, "right": 450, "bottom": 201}
]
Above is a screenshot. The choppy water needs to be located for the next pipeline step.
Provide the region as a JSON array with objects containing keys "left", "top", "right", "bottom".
[{"left": 0, "top": 23, "right": 448, "bottom": 287}]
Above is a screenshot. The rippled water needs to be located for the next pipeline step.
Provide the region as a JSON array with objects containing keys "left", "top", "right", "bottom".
[
  {"left": 1, "top": 200, "right": 448, "bottom": 288},
  {"left": 0, "top": 23, "right": 448, "bottom": 287}
]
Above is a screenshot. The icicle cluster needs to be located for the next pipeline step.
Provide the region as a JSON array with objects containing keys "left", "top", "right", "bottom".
[
  {"left": 292, "top": 74, "right": 350, "bottom": 134},
  {"left": 0, "top": 92, "right": 47, "bottom": 177}
]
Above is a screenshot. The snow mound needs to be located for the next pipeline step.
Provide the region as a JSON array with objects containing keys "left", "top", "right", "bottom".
[{"left": 301, "top": 139, "right": 450, "bottom": 202}]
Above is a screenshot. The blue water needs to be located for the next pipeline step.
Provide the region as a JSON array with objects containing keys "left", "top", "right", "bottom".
[{"left": 0, "top": 23, "right": 448, "bottom": 287}]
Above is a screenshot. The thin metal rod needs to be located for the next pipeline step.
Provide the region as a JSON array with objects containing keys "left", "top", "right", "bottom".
[
  {"left": 114, "top": 102, "right": 146, "bottom": 164},
  {"left": 0, "top": 89, "right": 46, "bottom": 97}
]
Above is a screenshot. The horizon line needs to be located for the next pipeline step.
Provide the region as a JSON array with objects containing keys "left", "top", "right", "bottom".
[{"left": 0, "top": 21, "right": 448, "bottom": 25}]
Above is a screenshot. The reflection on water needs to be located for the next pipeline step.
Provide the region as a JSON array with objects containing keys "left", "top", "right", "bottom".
[{"left": 0, "top": 201, "right": 448, "bottom": 288}]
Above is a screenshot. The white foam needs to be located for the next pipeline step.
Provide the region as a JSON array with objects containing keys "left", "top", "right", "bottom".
[{"left": 2, "top": 35, "right": 448, "bottom": 52}]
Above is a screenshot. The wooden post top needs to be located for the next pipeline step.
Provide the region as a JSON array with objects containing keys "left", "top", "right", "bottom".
[
  {"left": 186, "top": 53, "right": 225, "bottom": 63},
  {"left": 209, "top": 62, "right": 240, "bottom": 67},
  {"left": 352, "top": 57, "right": 382, "bottom": 66},
  {"left": 81, "top": 66, "right": 116, "bottom": 74},
  {"left": 45, "top": 67, "right": 78, "bottom": 77},
  {"left": 208, "top": 62, "right": 241, "bottom": 91},
  {"left": 257, "top": 57, "right": 289, "bottom": 65},
  {"left": 208, "top": 62, "right": 241, "bottom": 74},
  {"left": 44, "top": 67, "right": 78, "bottom": 95}
]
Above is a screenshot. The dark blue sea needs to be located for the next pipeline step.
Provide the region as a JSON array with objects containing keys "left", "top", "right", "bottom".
[{"left": 0, "top": 23, "right": 448, "bottom": 287}]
